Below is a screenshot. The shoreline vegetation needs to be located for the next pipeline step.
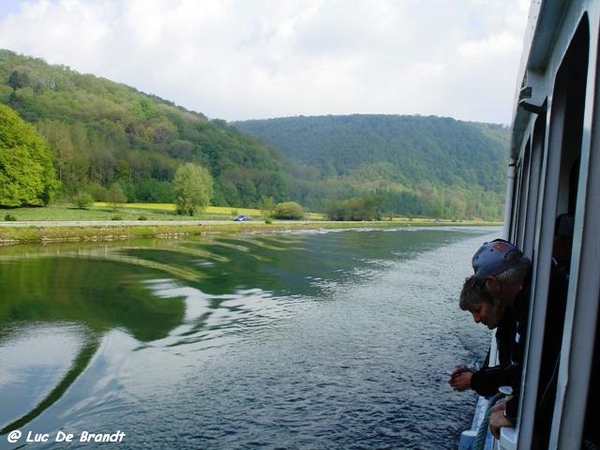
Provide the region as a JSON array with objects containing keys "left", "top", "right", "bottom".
[{"left": 0, "top": 203, "right": 501, "bottom": 246}]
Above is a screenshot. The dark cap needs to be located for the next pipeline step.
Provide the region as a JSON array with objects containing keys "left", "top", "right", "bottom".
[{"left": 472, "top": 239, "right": 523, "bottom": 279}]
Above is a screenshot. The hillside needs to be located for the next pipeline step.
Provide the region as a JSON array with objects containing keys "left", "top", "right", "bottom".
[
  {"left": 1, "top": 49, "right": 509, "bottom": 220},
  {"left": 0, "top": 49, "right": 287, "bottom": 207},
  {"left": 234, "top": 115, "right": 510, "bottom": 219}
]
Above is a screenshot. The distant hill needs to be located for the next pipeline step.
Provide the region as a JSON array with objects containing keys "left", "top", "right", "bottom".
[
  {"left": 234, "top": 115, "right": 510, "bottom": 219},
  {"left": 0, "top": 49, "right": 287, "bottom": 207},
  {"left": 1, "top": 49, "right": 509, "bottom": 219}
]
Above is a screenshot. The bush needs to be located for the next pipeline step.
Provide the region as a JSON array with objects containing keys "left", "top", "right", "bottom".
[
  {"left": 273, "top": 201, "right": 304, "bottom": 220},
  {"left": 90, "top": 182, "right": 108, "bottom": 202},
  {"left": 327, "top": 196, "right": 383, "bottom": 221},
  {"left": 72, "top": 192, "right": 94, "bottom": 209},
  {"left": 4, "top": 214, "right": 17, "bottom": 221},
  {"left": 138, "top": 215, "right": 148, "bottom": 221}
]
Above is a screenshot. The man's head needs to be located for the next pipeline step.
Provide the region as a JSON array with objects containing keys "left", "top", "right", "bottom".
[
  {"left": 472, "top": 239, "right": 530, "bottom": 299},
  {"left": 459, "top": 276, "right": 504, "bottom": 329},
  {"left": 460, "top": 239, "right": 531, "bottom": 328}
]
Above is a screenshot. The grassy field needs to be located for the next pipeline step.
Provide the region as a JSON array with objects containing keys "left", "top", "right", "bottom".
[
  {"left": 1, "top": 203, "right": 327, "bottom": 222},
  {"left": 1, "top": 203, "right": 257, "bottom": 222},
  {"left": 0, "top": 202, "right": 499, "bottom": 246}
]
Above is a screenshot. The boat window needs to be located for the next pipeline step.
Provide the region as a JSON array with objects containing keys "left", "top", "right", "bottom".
[
  {"left": 524, "top": 115, "right": 545, "bottom": 257},
  {"left": 526, "top": 15, "right": 589, "bottom": 450},
  {"left": 512, "top": 136, "right": 530, "bottom": 246}
]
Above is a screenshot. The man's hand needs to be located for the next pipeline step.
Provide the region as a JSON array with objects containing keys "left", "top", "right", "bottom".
[
  {"left": 489, "top": 401, "right": 514, "bottom": 439},
  {"left": 448, "top": 365, "right": 473, "bottom": 391}
]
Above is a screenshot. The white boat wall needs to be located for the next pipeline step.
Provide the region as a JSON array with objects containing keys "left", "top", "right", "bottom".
[{"left": 461, "top": 0, "right": 600, "bottom": 449}]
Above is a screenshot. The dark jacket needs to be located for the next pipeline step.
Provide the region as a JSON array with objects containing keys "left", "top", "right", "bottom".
[
  {"left": 502, "top": 280, "right": 530, "bottom": 421},
  {"left": 505, "top": 262, "right": 568, "bottom": 423},
  {"left": 469, "top": 307, "right": 519, "bottom": 397},
  {"left": 469, "top": 270, "right": 532, "bottom": 408}
]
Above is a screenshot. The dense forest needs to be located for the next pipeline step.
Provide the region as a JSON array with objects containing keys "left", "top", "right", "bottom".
[
  {"left": 0, "top": 49, "right": 510, "bottom": 219},
  {"left": 0, "top": 49, "right": 287, "bottom": 207},
  {"left": 234, "top": 115, "right": 510, "bottom": 219}
]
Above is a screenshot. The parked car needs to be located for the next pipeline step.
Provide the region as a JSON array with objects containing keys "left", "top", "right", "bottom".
[{"left": 233, "top": 214, "right": 251, "bottom": 221}]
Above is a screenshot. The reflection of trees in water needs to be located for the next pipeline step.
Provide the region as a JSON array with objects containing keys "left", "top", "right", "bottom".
[
  {"left": 0, "top": 248, "right": 191, "bottom": 434},
  {"left": 0, "top": 235, "right": 307, "bottom": 434},
  {"left": 0, "top": 333, "right": 99, "bottom": 435},
  {"left": 0, "top": 231, "right": 395, "bottom": 434},
  {"left": 0, "top": 256, "right": 186, "bottom": 341}
]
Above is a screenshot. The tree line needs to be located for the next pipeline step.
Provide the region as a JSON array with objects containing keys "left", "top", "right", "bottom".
[
  {"left": 0, "top": 50, "right": 287, "bottom": 210},
  {"left": 1, "top": 49, "right": 509, "bottom": 220},
  {"left": 235, "top": 115, "right": 509, "bottom": 220}
]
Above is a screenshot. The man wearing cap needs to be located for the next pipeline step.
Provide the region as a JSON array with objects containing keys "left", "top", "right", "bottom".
[{"left": 448, "top": 239, "right": 532, "bottom": 436}]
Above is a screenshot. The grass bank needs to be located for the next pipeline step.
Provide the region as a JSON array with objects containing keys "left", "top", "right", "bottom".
[
  {"left": 0, "top": 221, "right": 392, "bottom": 246},
  {"left": 1, "top": 203, "right": 262, "bottom": 222},
  {"left": 0, "top": 203, "right": 500, "bottom": 246}
]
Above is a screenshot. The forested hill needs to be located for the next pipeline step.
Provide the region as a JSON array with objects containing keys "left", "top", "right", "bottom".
[
  {"left": 1, "top": 49, "right": 509, "bottom": 220},
  {"left": 234, "top": 115, "right": 510, "bottom": 219},
  {"left": 0, "top": 49, "right": 287, "bottom": 207}
]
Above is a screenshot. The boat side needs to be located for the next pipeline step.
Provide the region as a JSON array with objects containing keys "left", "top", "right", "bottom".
[{"left": 462, "top": 0, "right": 600, "bottom": 448}]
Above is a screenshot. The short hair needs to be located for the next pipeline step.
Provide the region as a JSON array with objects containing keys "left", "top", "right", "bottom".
[
  {"left": 459, "top": 275, "right": 494, "bottom": 311},
  {"left": 494, "top": 255, "right": 531, "bottom": 286}
]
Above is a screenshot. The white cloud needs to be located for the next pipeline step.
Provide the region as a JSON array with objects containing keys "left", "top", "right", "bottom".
[{"left": 0, "top": 0, "right": 530, "bottom": 124}]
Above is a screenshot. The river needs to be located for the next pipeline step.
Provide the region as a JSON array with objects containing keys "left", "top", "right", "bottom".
[{"left": 0, "top": 226, "right": 500, "bottom": 449}]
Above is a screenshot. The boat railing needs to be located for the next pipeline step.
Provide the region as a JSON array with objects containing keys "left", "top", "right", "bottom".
[{"left": 458, "top": 330, "right": 518, "bottom": 450}]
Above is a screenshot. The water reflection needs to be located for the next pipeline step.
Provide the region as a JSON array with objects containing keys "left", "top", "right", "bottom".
[
  {"left": 0, "top": 257, "right": 186, "bottom": 341},
  {"left": 1, "top": 235, "right": 319, "bottom": 434},
  {"left": 0, "top": 324, "right": 98, "bottom": 434},
  {"left": 0, "top": 227, "right": 497, "bottom": 447},
  {"left": 0, "top": 254, "right": 186, "bottom": 434}
]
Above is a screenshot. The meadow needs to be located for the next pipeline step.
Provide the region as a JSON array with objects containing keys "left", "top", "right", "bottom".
[
  {"left": 2, "top": 203, "right": 272, "bottom": 222},
  {"left": 0, "top": 203, "right": 494, "bottom": 246}
]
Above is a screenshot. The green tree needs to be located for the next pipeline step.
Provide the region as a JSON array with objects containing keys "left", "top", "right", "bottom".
[
  {"left": 173, "top": 162, "right": 213, "bottom": 216},
  {"left": 327, "top": 196, "right": 383, "bottom": 221},
  {"left": 89, "top": 182, "right": 108, "bottom": 202},
  {"left": 8, "top": 70, "right": 30, "bottom": 90},
  {"left": 107, "top": 182, "right": 127, "bottom": 210},
  {"left": 260, "top": 195, "right": 276, "bottom": 223},
  {"left": 72, "top": 191, "right": 94, "bottom": 209},
  {"left": 0, "top": 104, "right": 59, "bottom": 206},
  {"left": 36, "top": 119, "right": 87, "bottom": 197},
  {"left": 273, "top": 201, "right": 304, "bottom": 220}
]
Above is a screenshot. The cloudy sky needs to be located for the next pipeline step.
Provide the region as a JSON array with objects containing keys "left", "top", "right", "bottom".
[{"left": 0, "top": 0, "right": 530, "bottom": 124}]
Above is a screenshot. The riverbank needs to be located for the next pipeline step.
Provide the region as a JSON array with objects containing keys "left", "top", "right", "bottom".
[{"left": 0, "top": 219, "right": 500, "bottom": 246}]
